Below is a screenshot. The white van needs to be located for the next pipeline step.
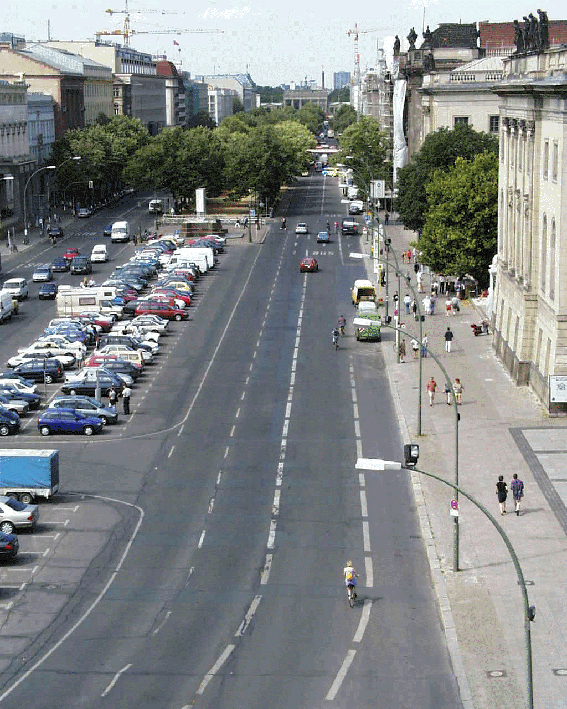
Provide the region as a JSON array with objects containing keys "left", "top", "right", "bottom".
[
  {"left": 111, "top": 221, "right": 130, "bottom": 243},
  {"left": 2, "top": 277, "right": 28, "bottom": 301},
  {"left": 0, "top": 290, "right": 14, "bottom": 323},
  {"left": 56, "top": 287, "right": 123, "bottom": 318},
  {"left": 148, "top": 199, "right": 163, "bottom": 214},
  {"left": 91, "top": 244, "right": 108, "bottom": 262},
  {"left": 176, "top": 247, "right": 214, "bottom": 269}
]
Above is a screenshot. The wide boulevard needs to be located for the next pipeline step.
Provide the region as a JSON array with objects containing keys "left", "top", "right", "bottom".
[{"left": 0, "top": 177, "right": 463, "bottom": 708}]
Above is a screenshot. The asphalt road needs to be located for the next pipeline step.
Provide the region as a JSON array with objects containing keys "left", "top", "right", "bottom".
[{"left": 0, "top": 180, "right": 463, "bottom": 708}]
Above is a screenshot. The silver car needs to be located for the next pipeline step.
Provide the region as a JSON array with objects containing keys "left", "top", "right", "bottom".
[
  {"left": 0, "top": 496, "right": 39, "bottom": 534},
  {"left": 51, "top": 396, "right": 118, "bottom": 425},
  {"left": 0, "top": 394, "right": 29, "bottom": 416}
]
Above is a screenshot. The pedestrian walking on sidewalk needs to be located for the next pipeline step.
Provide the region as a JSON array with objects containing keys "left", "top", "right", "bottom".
[
  {"left": 384, "top": 211, "right": 390, "bottom": 225},
  {"left": 451, "top": 295, "right": 460, "bottom": 315},
  {"left": 510, "top": 473, "right": 524, "bottom": 516},
  {"left": 445, "top": 298, "right": 452, "bottom": 316},
  {"left": 444, "top": 382, "right": 452, "bottom": 405},
  {"left": 398, "top": 339, "right": 406, "bottom": 363},
  {"left": 452, "top": 377, "right": 463, "bottom": 404},
  {"left": 496, "top": 475, "right": 508, "bottom": 515},
  {"left": 411, "top": 299, "right": 417, "bottom": 318},
  {"left": 422, "top": 294, "right": 430, "bottom": 317},
  {"left": 417, "top": 271, "right": 423, "bottom": 293},
  {"left": 444, "top": 326, "right": 454, "bottom": 353},
  {"left": 429, "top": 294, "right": 436, "bottom": 315},
  {"left": 421, "top": 334, "right": 428, "bottom": 358},
  {"left": 411, "top": 338, "right": 419, "bottom": 359},
  {"left": 404, "top": 293, "right": 411, "bottom": 314},
  {"left": 122, "top": 385, "right": 132, "bottom": 415},
  {"left": 426, "top": 376, "right": 437, "bottom": 406},
  {"left": 402, "top": 251, "right": 407, "bottom": 264},
  {"left": 407, "top": 248, "right": 412, "bottom": 263}
]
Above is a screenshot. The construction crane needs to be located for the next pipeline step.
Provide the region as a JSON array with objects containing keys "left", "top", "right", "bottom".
[
  {"left": 97, "top": 1, "right": 224, "bottom": 46},
  {"left": 347, "top": 23, "right": 388, "bottom": 114}
]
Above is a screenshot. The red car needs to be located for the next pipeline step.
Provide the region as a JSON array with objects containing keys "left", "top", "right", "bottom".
[
  {"left": 300, "top": 257, "right": 318, "bottom": 273},
  {"left": 63, "top": 248, "right": 80, "bottom": 263},
  {"left": 135, "top": 300, "right": 188, "bottom": 321},
  {"left": 151, "top": 288, "right": 192, "bottom": 306}
]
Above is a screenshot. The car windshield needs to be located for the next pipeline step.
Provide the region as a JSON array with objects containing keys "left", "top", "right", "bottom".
[{"left": 4, "top": 498, "right": 26, "bottom": 511}]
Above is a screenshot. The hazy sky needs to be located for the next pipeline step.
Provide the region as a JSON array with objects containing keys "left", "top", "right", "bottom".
[{"left": 1, "top": 0, "right": 565, "bottom": 86}]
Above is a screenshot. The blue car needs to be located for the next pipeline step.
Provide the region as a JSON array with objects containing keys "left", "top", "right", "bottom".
[
  {"left": 38, "top": 283, "right": 58, "bottom": 300},
  {"left": 37, "top": 408, "right": 104, "bottom": 436},
  {"left": 43, "top": 326, "right": 88, "bottom": 344},
  {"left": 51, "top": 257, "right": 69, "bottom": 273},
  {"left": 0, "top": 407, "right": 20, "bottom": 436},
  {"left": 317, "top": 231, "right": 330, "bottom": 244}
]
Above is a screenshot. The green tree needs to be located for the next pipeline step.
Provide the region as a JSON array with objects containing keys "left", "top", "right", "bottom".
[
  {"left": 418, "top": 152, "right": 498, "bottom": 286},
  {"left": 396, "top": 125, "right": 498, "bottom": 232},
  {"left": 256, "top": 85, "right": 284, "bottom": 104},
  {"left": 187, "top": 110, "right": 216, "bottom": 129},
  {"left": 328, "top": 87, "right": 350, "bottom": 104},
  {"left": 232, "top": 96, "right": 244, "bottom": 113},
  {"left": 330, "top": 104, "right": 357, "bottom": 134},
  {"left": 333, "top": 116, "right": 391, "bottom": 193},
  {"left": 295, "top": 103, "right": 325, "bottom": 135}
]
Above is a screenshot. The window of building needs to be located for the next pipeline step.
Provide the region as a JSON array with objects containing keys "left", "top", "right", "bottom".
[
  {"left": 518, "top": 134, "right": 523, "bottom": 171},
  {"left": 552, "top": 142, "right": 558, "bottom": 182},
  {"left": 454, "top": 116, "right": 469, "bottom": 127},
  {"left": 489, "top": 115, "right": 499, "bottom": 133},
  {"left": 541, "top": 214, "right": 547, "bottom": 292},
  {"left": 543, "top": 140, "right": 549, "bottom": 179},
  {"left": 550, "top": 219, "right": 556, "bottom": 301}
]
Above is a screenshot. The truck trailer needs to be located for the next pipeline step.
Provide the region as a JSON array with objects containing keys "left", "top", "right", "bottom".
[{"left": 0, "top": 449, "right": 59, "bottom": 503}]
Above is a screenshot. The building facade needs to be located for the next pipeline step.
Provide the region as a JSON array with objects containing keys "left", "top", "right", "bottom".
[
  {"left": 282, "top": 88, "right": 328, "bottom": 112},
  {"left": 156, "top": 59, "right": 185, "bottom": 127},
  {"left": 27, "top": 92, "right": 55, "bottom": 164},
  {"left": 197, "top": 73, "right": 257, "bottom": 112},
  {"left": 333, "top": 71, "right": 350, "bottom": 90},
  {"left": 207, "top": 86, "right": 234, "bottom": 125},
  {"left": 493, "top": 44, "right": 567, "bottom": 412}
]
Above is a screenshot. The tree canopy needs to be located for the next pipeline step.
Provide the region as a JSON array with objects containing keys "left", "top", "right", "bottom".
[
  {"left": 396, "top": 125, "right": 498, "bottom": 232},
  {"left": 418, "top": 152, "right": 498, "bottom": 286},
  {"left": 330, "top": 104, "right": 357, "bottom": 134},
  {"left": 332, "top": 116, "right": 391, "bottom": 193}
]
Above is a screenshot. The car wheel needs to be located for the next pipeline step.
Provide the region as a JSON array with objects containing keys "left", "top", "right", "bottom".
[
  {"left": 0, "top": 521, "right": 15, "bottom": 535},
  {"left": 99, "top": 416, "right": 108, "bottom": 425},
  {"left": 19, "top": 492, "right": 34, "bottom": 504},
  {"left": 44, "top": 374, "right": 54, "bottom": 384},
  {"left": 83, "top": 426, "right": 95, "bottom": 436},
  {"left": 69, "top": 389, "right": 77, "bottom": 396},
  {"left": 174, "top": 314, "right": 182, "bottom": 321},
  {"left": 6, "top": 492, "right": 18, "bottom": 499},
  {"left": 0, "top": 424, "right": 10, "bottom": 436},
  {"left": 40, "top": 426, "right": 51, "bottom": 436}
]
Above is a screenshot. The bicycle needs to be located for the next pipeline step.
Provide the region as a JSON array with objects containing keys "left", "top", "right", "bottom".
[
  {"left": 346, "top": 583, "right": 357, "bottom": 607},
  {"left": 332, "top": 329, "right": 339, "bottom": 350}
]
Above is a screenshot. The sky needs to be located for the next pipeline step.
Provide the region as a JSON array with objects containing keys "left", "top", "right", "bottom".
[{"left": 1, "top": 0, "right": 566, "bottom": 87}]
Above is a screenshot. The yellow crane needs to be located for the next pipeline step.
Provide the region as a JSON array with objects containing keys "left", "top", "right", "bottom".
[{"left": 97, "top": 1, "right": 224, "bottom": 46}]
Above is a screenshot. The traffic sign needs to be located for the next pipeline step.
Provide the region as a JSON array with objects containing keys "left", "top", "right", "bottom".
[{"left": 450, "top": 499, "right": 459, "bottom": 517}]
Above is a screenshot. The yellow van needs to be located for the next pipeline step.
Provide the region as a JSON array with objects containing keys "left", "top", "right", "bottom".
[{"left": 351, "top": 279, "right": 376, "bottom": 306}]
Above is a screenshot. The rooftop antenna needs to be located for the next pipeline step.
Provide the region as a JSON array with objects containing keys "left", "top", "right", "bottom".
[
  {"left": 47, "top": 19, "right": 51, "bottom": 41},
  {"left": 422, "top": 1, "right": 426, "bottom": 33}
]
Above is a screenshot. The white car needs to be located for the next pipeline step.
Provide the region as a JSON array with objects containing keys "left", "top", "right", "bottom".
[
  {"left": 2, "top": 278, "right": 28, "bottom": 301},
  {"left": 7, "top": 350, "right": 75, "bottom": 369},
  {"left": 31, "top": 337, "right": 87, "bottom": 356},
  {"left": 110, "top": 324, "right": 160, "bottom": 343},
  {"left": 131, "top": 315, "right": 169, "bottom": 332},
  {"left": 0, "top": 378, "right": 38, "bottom": 394},
  {"left": 295, "top": 223, "right": 308, "bottom": 234},
  {"left": 98, "top": 344, "right": 154, "bottom": 363}
]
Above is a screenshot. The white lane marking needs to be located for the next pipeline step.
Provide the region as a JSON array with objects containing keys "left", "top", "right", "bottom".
[
  {"left": 230, "top": 425, "right": 235, "bottom": 437},
  {"left": 152, "top": 610, "right": 172, "bottom": 636},
  {"left": 358, "top": 473, "right": 365, "bottom": 487},
  {"left": 240, "top": 392, "right": 245, "bottom": 401},
  {"left": 235, "top": 408, "right": 240, "bottom": 419},
  {"left": 260, "top": 554, "right": 273, "bottom": 585},
  {"left": 224, "top": 446, "right": 229, "bottom": 459},
  {"left": 216, "top": 471, "right": 222, "bottom": 485},
  {"left": 290, "top": 372, "right": 295, "bottom": 385},
  {"left": 178, "top": 423, "right": 185, "bottom": 436},
  {"left": 365, "top": 556, "right": 374, "bottom": 588},
  {"left": 196, "top": 644, "right": 235, "bottom": 695},
  {"left": 267, "top": 519, "right": 277, "bottom": 548},
  {"left": 285, "top": 402, "right": 292, "bottom": 418},
  {"left": 351, "top": 389, "right": 357, "bottom": 403},
  {"left": 245, "top": 376, "right": 250, "bottom": 385},
  {"left": 101, "top": 663, "right": 132, "bottom": 697},
  {"left": 362, "top": 521, "right": 371, "bottom": 552},
  {"left": 168, "top": 445, "right": 175, "bottom": 459},
  {"left": 282, "top": 420, "right": 289, "bottom": 437},
  {"left": 354, "top": 420, "right": 361, "bottom": 437},
  {"left": 198, "top": 531, "right": 206, "bottom": 548},
  {"left": 276, "top": 463, "right": 283, "bottom": 486},
  {"left": 208, "top": 498, "right": 215, "bottom": 514},
  {"left": 325, "top": 649, "right": 357, "bottom": 700},
  {"left": 272, "top": 489, "right": 281, "bottom": 515},
  {"left": 235, "top": 595, "right": 262, "bottom": 636},
  {"left": 352, "top": 403, "right": 359, "bottom": 419},
  {"left": 352, "top": 599, "right": 372, "bottom": 643},
  {"left": 359, "top": 490, "right": 368, "bottom": 517},
  {"left": 48, "top": 506, "right": 79, "bottom": 513},
  {"left": 356, "top": 439, "right": 363, "bottom": 459}
]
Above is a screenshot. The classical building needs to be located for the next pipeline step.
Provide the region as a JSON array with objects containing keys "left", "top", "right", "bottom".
[
  {"left": 493, "top": 43, "right": 567, "bottom": 412},
  {"left": 418, "top": 56, "right": 504, "bottom": 147},
  {"left": 43, "top": 40, "right": 166, "bottom": 135},
  {"left": 282, "top": 87, "right": 327, "bottom": 112},
  {"left": 27, "top": 92, "right": 55, "bottom": 164},
  {"left": 0, "top": 78, "right": 32, "bottom": 237}
]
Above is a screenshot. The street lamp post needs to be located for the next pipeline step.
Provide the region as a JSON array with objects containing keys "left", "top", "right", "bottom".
[
  {"left": 23, "top": 165, "right": 56, "bottom": 238},
  {"left": 52, "top": 156, "right": 81, "bottom": 214}
]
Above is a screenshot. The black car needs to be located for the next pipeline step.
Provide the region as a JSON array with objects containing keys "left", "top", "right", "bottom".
[
  {"left": 103, "top": 224, "right": 112, "bottom": 237},
  {"left": 51, "top": 257, "right": 69, "bottom": 273},
  {"left": 97, "top": 334, "right": 153, "bottom": 354},
  {"left": 12, "top": 359, "right": 64, "bottom": 384},
  {"left": 90, "top": 358, "right": 141, "bottom": 381},
  {"left": 47, "top": 225, "right": 64, "bottom": 239},
  {"left": 38, "top": 282, "right": 58, "bottom": 300},
  {"left": 0, "top": 407, "right": 20, "bottom": 436},
  {"left": 61, "top": 371, "right": 124, "bottom": 397},
  {"left": 121, "top": 299, "right": 140, "bottom": 317},
  {"left": 0, "top": 531, "right": 19, "bottom": 559},
  {"left": 0, "top": 386, "right": 41, "bottom": 410},
  {"left": 70, "top": 256, "right": 92, "bottom": 275}
]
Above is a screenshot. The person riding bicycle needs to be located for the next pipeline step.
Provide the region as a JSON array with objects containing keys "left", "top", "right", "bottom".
[
  {"left": 343, "top": 560, "right": 359, "bottom": 599},
  {"left": 338, "top": 315, "right": 346, "bottom": 335},
  {"left": 332, "top": 327, "right": 340, "bottom": 348},
  {"left": 281, "top": 217, "right": 286, "bottom": 229},
  {"left": 326, "top": 220, "right": 330, "bottom": 232}
]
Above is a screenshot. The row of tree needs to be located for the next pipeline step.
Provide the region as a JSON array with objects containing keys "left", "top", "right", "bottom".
[
  {"left": 396, "top": 125, "right": 499, "bottom": 287},
  {"left": 51, "top": 105, "right": 325, "bottom": 210}
]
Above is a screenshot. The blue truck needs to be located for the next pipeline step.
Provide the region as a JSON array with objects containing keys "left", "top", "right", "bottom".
[{"left": 0, "top": 449, "right": 59, "bottom": 503}]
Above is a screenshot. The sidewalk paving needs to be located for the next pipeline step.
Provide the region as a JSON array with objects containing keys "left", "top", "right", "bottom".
[{"left": 358, "top": 214, "right": 567, "bottom": 709}]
